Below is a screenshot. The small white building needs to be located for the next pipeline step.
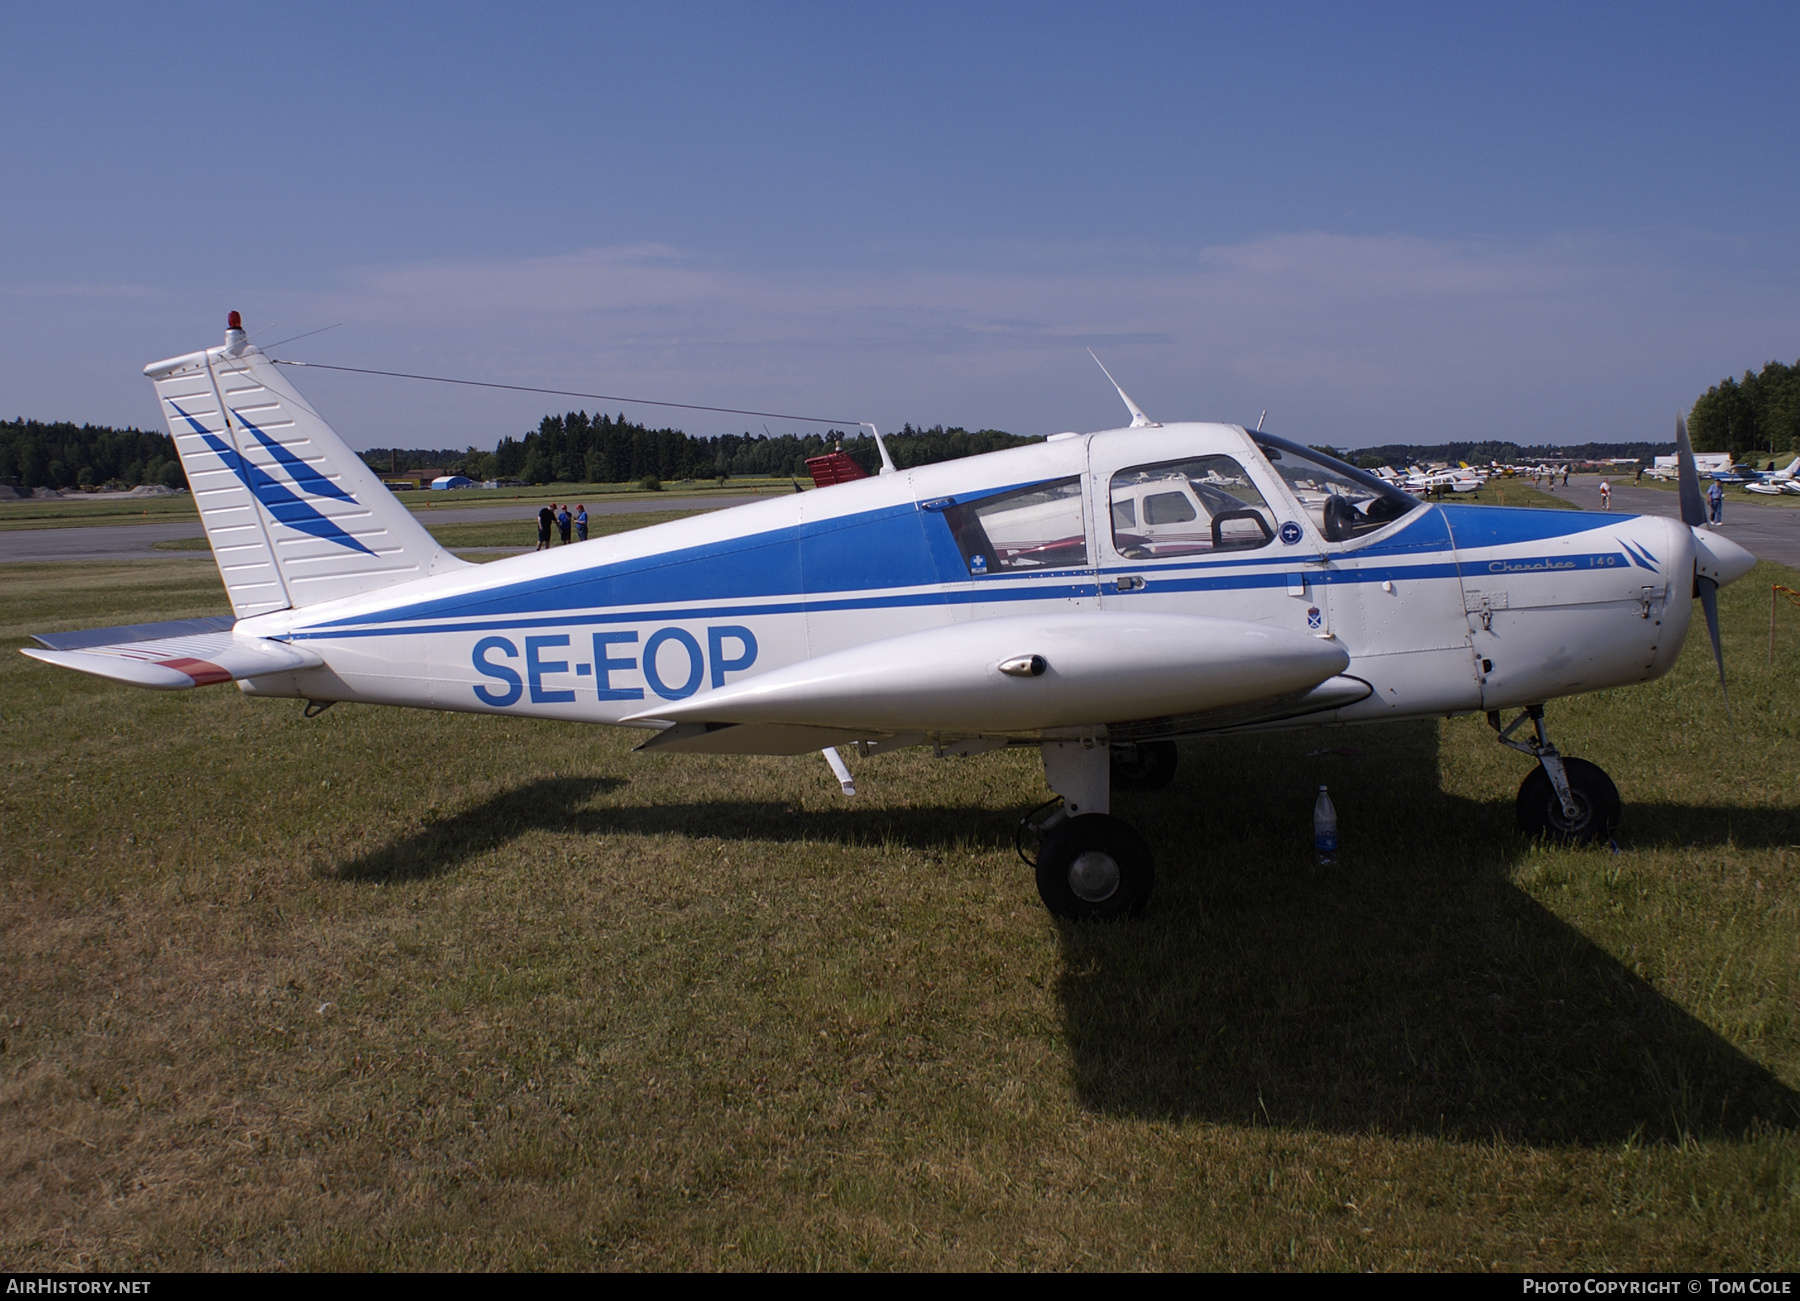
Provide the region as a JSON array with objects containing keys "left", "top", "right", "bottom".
[{"left": 430, "top": 475, "right": 475, "bottom": 490}]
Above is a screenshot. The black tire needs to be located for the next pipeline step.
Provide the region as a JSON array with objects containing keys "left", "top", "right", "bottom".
[
  {"left": 1515, "top": 758, "right": 1622, "bottom": 844},
  {"left": 1035, "top": 814, "right": 1154, "bottom": 921},
  {"left": 1111, "top": 740, "right": 1178, "bottom": 792}
]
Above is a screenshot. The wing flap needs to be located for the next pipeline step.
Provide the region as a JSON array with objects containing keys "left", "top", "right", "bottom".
[{"left": 633, "top": 722, "right": 881, "bottom": 755}]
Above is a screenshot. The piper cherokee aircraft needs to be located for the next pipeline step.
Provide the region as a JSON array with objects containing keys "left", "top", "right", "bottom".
[{"left": 21, "top": 316, "right": 1759, "bottom": 920}]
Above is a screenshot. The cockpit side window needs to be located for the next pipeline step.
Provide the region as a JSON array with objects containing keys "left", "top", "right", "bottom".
[
  {"left": 1108, "top": 456, "right": 1275, "bottom": 559},
  {"left": 1251, "top": 433, "right": 1419, "bottom": 543},
  {"left": 941, "top": 477, "right": 1087, "bottom": 575}
]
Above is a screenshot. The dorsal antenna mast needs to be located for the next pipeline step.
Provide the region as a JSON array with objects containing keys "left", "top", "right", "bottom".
[
  {"left": 1087, "top": 350, "right": 1160, "bottom": 428},
  {"left": 863, "top": 423, "right": 897, "bottom": 475}
]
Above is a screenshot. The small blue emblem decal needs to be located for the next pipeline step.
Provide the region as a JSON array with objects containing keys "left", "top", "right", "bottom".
[
  {"left": 1278, "top": 521, "right": 1303, "bottom": 546},
  {"left": 1307, "top": 606, "right": 1323, "bottom": 630}
]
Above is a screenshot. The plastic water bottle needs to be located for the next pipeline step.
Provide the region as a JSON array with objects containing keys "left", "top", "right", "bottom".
[{"left": 1313, "top": 785, "right": 1339, "bottom": 866}]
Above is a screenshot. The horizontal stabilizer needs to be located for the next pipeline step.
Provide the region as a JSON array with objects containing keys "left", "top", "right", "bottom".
[
  {"left": 624, "top": 612, "right": 1348, "bottom": 735},
  {"left": 22, "top": 626, "right": 321, "bottom": 691},
  {"left": 30, "top": 615, "right": 236, "bottom": 652}
]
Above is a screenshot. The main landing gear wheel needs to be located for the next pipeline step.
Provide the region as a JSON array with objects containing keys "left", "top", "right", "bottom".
[
  {"left": 1110, "top": 740, "right": 1178, "bottom": 792},
  {"left": 1516, "top": 758, "right": 1621, "bottom": 844},
  {"left": 1035, "top": 814, "right": 1154, "bottom": 921}
]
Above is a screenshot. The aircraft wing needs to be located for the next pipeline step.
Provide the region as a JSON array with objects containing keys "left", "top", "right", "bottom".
[
  {"left": 625, "top": 612, "right": 1349, "bottom": 747},
  {"left": 23, "top": 616, "right": 322, "bottom": 690}
]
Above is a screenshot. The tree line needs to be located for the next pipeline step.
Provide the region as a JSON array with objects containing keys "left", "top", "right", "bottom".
[
  {"left": 419, "top": 412, "right": 1039, "bottom": 485},
  {"left": 11, "top": 404, "right": 1717, "bottom": 500},
  {"left": 0, "top": 410, "right": 1035, "bottom": 496},
  {"left": 0, "top": 420, "right": 185, "bottom": 491},
  {"left": 1689, "top": 360, "right": 1800, "bottom": 460}
]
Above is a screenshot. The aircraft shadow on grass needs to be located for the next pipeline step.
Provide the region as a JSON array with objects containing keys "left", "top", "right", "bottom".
[{"left": 334, "top": 722, "right": 1798, "bottom": 1146}]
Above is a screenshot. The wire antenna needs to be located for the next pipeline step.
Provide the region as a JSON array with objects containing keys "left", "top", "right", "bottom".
[
  {"left": 268, "top": 358, "right": 864, "bottom": 427},
  {"left": 263, "top": 323, "right": 344, "bottom": 350}
]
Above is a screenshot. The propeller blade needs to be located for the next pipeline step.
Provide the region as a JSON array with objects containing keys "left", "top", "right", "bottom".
[
  {"left": 1676, "top": 413, "right": 1707, "bottom": 529},
  {"left": 1697, "top": 575, "right": 1731, "bottom": 718}
]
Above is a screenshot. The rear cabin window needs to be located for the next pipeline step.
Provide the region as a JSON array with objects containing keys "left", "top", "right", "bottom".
[
  {"left": 1108, "top": 456, "right": 1275, "bottom": 558},
  {"left": 942, "top": 478, "right": 1087, "bottom": 575}
]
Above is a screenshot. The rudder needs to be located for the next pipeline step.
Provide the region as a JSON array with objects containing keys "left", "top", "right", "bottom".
[{"left": 146, "top": 313, "right": 468, "bottom": 617}]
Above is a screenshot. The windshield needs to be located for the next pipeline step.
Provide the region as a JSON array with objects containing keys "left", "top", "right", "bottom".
[{"left": 1251, "top": 433, "right": 1420, "bottom": 543}]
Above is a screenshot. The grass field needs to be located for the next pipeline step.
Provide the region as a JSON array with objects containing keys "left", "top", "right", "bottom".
[
  {"left": 2, "top": 546, "right": 1798, "bottom": 1268},
  {"left": 1452, "top": 482, "right": 1579, "bottom": 511}
]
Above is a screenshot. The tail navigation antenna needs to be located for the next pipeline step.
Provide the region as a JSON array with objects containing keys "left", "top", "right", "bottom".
[
  {"left": 863, "top": 422, "right": 898, "bottom": 475},
  {"left": 1087, "top": 350, "right": 1160, "bottom": 428}
]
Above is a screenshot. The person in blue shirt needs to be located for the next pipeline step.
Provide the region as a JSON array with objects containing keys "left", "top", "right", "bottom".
[
  {"left": 574, "top": 504, "right": 588, "bottom": 542},
  {"left": 556, "top": 503, "right": 572, "bottom": 545},
  {"left": 1708, "top": 479, "right": 1724, "bottom": 525}
]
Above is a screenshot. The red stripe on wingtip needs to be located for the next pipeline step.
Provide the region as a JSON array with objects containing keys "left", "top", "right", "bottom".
[{"left": 159, "top": 657, "right": 234, "bottom": 686}]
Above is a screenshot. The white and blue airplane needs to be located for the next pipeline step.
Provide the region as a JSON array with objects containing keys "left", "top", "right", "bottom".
[
  {"left": 1745, "top": 456, "right": 1800, "bottom": 496},
  {"left": 22, "top": 316, "right": 1758, "bottom": 919}
]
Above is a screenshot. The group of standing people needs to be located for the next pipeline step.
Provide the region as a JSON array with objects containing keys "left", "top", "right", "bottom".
[{"left": 536, "top": 502, "right": 588, "bottom": 550}]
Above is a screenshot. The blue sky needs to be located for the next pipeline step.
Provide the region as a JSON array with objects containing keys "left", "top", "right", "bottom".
[{"left": 3, "top": 2, "right": 1796, "bottom": 449}]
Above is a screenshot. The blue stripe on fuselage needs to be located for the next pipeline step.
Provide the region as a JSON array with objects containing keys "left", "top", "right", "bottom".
[
  {"left": 311, "top": 500, "right": 968, "bottom": 629},
  {"left": 285, "top": 547, "right": 1633, "bottom": 646},
  {"left": 295, "top": 488, "right": 1640, "bottom": 641}
]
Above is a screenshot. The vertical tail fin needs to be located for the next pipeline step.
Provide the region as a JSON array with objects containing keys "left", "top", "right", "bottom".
[{"left": 146, "top": 315, "right": 467, "bottom": 616}]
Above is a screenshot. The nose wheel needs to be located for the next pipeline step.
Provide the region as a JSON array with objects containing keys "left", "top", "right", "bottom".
[
  {"left": 1489, "top": 706, "right": 1622, "bottom": 844},
  {"left": 1515, "top": 758, "right": 1621, "bottom": 843}
]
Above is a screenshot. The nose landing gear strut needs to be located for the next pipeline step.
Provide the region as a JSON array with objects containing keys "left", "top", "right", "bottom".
[{"left": 1489, "top": 705, "right": 1622, "bottom": 843}]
